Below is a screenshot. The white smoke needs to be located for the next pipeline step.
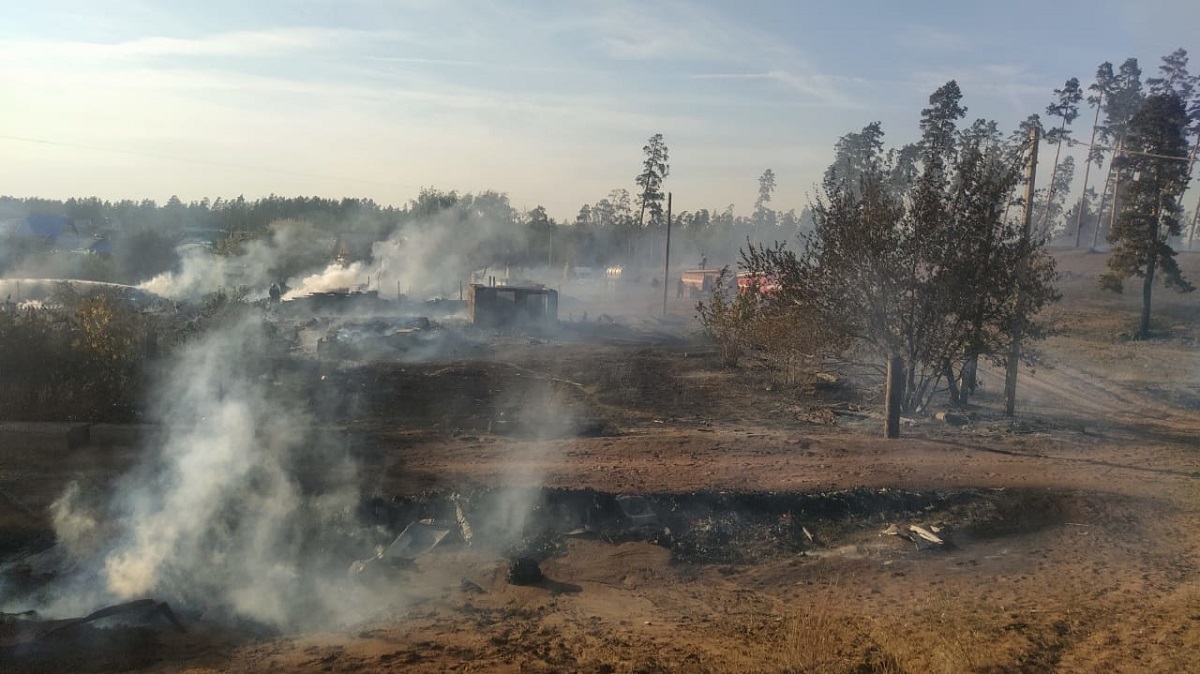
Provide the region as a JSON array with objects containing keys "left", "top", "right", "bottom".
[
  {"left": 138, "top": 196, "right": 540, "bottom": 304},
  {"left": 283, "top": 260, "right": 371, "bottom": 300},
  {"left": 370, "top": 224, "right": 469, "bottom": 299},
  {"left": 45, "top": 314, "right": 376, "bottom": 629},
  {"left": 140, "top": 219, "right": 335, "bottom": 301},
  {"left": 283, "top": 219, "right": 473, "bottom": 301},
  {"left": 476, "top": 377, "right": 581, "bottom": 549},
  {"left": 49, "top": 482, "right": 100, "bottom": 561},
  {"left": 139, "top": 245, "right": 247, "bottom": 299}
]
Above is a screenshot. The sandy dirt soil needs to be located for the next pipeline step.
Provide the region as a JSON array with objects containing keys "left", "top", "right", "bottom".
[{"left": 3, "top": 249, "right": 1200, "bottom": 673}]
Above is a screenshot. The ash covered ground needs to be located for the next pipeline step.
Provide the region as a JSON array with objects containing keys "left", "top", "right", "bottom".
[{"left": 2, "top": 250, "right": 1200, "bottom": 673}]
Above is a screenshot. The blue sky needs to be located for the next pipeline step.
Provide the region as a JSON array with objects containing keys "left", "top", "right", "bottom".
[{"left": 1, "top": 0, "right": 1197, "bottom": 220}]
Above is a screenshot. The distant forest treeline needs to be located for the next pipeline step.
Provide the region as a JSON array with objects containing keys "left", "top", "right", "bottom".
[{"left": 0, "top": 188, "right": 814, "bottom": 288}]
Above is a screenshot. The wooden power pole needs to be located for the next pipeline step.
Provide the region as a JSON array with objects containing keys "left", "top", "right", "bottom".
[
  {"left": 662, "top": 193, "right": 672, "bottom": 316},
  {"left": 1099, "top": 136, "right": 1124, "bottom": 251},
  {"left": 885, "top": 356, "right": 904, "bottom": 439},
  {"left": 1185, "top": 137, "right": 1200, "bottom": 250},
  {"left": 1073, "top": 92, "right": 1103, "bottom": 248},
  {"left": 1190, "top": 192, "right": 1200, "bottom": 251},
  {"left": 1005, "top": 125, "right": 1040, "bottom": 417}
]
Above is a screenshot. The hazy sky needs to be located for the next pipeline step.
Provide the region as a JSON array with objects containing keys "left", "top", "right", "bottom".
[{"left": 2, "top": 0, "right": 1197, "bottom": 220}]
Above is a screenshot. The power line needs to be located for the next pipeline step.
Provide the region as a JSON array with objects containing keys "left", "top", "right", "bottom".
[{"left": 1061, "top": 136, "right": 1191, "bottom": 163}]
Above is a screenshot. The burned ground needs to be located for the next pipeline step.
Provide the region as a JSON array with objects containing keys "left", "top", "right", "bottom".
[{"left": 2, "top": 249, "right": 1200, "bottom": 672}]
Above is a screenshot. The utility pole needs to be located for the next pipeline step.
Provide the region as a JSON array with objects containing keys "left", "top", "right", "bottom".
[
  {"left": 1190, "top": 192, "right": 1200, "bottom": 251},
  {"left": 1097, "top": 136, "right": 1125, "bottom": 251},
  {"left": 662, "top": 193, "right": 672, "bottom": 316},
  {"left": 885, "top": 356, "right": 903, "bottom": 439},
  {"left": 1185, "top": 137, "right": 1199, "bottom": 250},
  {"left": 1005, "top": 125, "right": 1039, "bottom": 417},
  {"left": 1090, "top": 169, "right": 1113, "bottom": 251},
  {"left": 1074, "top": 92, "right": 1104, "bottom": 248}
]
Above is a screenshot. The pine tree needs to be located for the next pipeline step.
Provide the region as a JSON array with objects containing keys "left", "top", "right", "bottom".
[
  {"left": 1041, "top": 78, "right": 1083, "bottom": 233},
  {"left": 824, "top": 122, "right": 885, "bottom": 192},
  {"left": 753, "top": 169, "right": 777, "bottom": 237},
  {"left": 1074, "top": 63, "right": 1114, "bottom": 247},
  {"left": 1093, "top": 58, "right": 1146, "bottom": 249},
  {"left": 731, "top": 82, "right": 1057, "bottom": 412},
  {"left": 1100, "top": 92, "right": 1195, "bottom": 338},
  {"left": 635, "top": 134, "right": 670, "bottom": 228}
]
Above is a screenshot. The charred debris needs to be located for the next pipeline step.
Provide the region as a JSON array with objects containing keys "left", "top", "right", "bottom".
[{"left": 0, "top": 480, "right": 1078, "bottom": 653}]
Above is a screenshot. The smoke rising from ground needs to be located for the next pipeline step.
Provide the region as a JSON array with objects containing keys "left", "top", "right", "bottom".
[
  {"left": 34, "top": 319, "right": 582, "bottom": 631},
  {"left": 20, "top": 193, "right": 595, "bottom": 628},
  {"left": 43, "top": 315, "right": 376, "bottom": 629}
]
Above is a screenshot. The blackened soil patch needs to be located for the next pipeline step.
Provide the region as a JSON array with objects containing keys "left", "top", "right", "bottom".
[{"left": 366, "top": 486, "right": 1095, "bottom": 565}]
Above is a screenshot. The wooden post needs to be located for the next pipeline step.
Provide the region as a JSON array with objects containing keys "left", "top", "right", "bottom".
[
  {"left": 885, "top": 356, "right": 903, "bottom": 439},
  {"left": 1005, "top": 125, "right": 1040, "bottom": 417},
  {"left": 662, "top": 193, "right": 672, "bottom": 316}
]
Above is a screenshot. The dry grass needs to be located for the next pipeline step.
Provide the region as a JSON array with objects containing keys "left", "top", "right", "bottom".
[
  {"left": 721, "top": 575, "right": 905, "bottom": 674},
  {"left": 723, "top": 583, "right": 1097, "bottom": 674}
]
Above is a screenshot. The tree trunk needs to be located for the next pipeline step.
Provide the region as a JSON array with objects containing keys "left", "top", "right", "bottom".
[
  {"left": 1140, "top": 194, "right": 1163, "bottom": 339},
  {"left": 1091, "top": 164, "right": 1114, "bottom": 250},
  {"left": 886, "top": 356, "right": 903, "bottom": 439},
  {"left": 943, "top": 359, "right": 961, "bottom": 406},
  {"left": 1072, "top": 188, "right": 1091, "bottom": 249},
  {"left": 1140, "top": 253, "right": 1156, "bottom": 339},
  {"left": 904, "top": 352, "right": 917, "bottom": 414},
  {"left": 1006, "top": 125, "right": 1039, "bottom": 417},
  {"left": 961, "top": 354, "right": 978, "bottom": 402}
]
